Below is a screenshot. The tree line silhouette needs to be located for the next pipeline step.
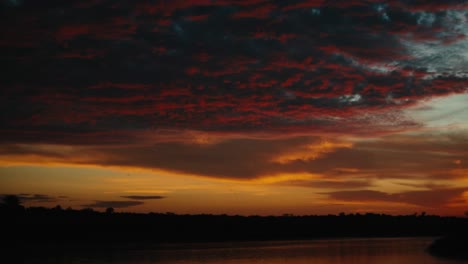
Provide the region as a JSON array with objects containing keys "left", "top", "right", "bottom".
[{"left": 1, "top": 195, "right": 468, "bottom": 247}]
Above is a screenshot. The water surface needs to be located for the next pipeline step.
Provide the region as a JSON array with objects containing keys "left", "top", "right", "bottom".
[{"left": 23, "top": 237, "right": 468, "bottom": 263}]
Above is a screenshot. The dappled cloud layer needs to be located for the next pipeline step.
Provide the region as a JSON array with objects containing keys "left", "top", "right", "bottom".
[{"left": 1, "top": 0, "right": 467, "bottom": 142}]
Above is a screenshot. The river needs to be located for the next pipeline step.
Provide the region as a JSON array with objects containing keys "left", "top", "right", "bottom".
[{"left": 19, "top": 237, "right": 468, "bottom": 263}]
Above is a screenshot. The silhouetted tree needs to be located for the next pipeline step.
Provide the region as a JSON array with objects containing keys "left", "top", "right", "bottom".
[
  {"left": 2, "top": 195, "right": 21, "bottom": 208},
  {"left": 81, "top": 207, "right": 94, "bottom": 214},
  {"left": 1, "top": 195, "right": 25, "bottom": 215},
  {"left": 106, "top": 207, "right": 114, "bottom": 214}
]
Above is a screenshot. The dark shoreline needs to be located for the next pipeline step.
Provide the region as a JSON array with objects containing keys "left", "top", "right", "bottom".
[
  {"left": 2, "top": 206, "right": 468, "bottom": 248},
  {"left": 428, "top": 236, "right": 468, "bottom": 260}
]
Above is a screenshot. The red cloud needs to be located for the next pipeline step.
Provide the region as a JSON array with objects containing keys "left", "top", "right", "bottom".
[
  {"left": 395, "top": 1, "right": 468, "bottom": 12},
  {"left": 282, "top": 0, "right": 325, "bottom": 11},
  {"left": 281, "top": 73, "right": 304, "bottom": 87},
  {"left": 184, "top": 14, "right": 210, "bottom": 22},
  {"left": 232, "top": 3, "right": 277, "bottom": 19},
  {"left": 1, "top": 0, "right": 467, "bottom": 145},
  {"left": 56, "top": 17, "right": 137, "bottom": 42}
]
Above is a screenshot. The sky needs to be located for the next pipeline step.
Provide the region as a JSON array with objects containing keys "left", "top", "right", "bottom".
[{"left": 0, "top": 0, "right": 467, "bottom": 216}]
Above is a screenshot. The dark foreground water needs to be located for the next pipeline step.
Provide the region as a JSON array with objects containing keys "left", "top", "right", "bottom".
[{"left": 20, "top": 237, "right": 468, "bottom": 264}]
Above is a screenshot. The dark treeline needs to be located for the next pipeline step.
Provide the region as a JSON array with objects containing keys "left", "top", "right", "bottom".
[{"left": 1, "top": 195, "right": 468, "bottom": 247}]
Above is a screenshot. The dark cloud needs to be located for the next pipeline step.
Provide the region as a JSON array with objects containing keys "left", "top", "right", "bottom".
[
  {"left": 88, "top": 133, "right": 468, "bottom": 180},
  {"left": 327, "top": 188, "right": 468, "bottom": 208},
  {"left": 0, "top": 0, "right": 466, "bottom": 144},
  {"left": 0, "top": 193, "right": 59, "bottom": 203},
  {"left": 92, "top": 136, "right": 325, "bottom": 178},
  {"left": 328, "top": 190, "right": 391, "bottom": 202},
  {"left": 1, "top": 132, "right": 466, "bottom": 181},
  {"left": 285, "top": 180, "right": 372, "bottom": 189},
  {"left": 121, "top": 195, "right": 165, "bottom": 200},
  {"left": 83, "top": 200, "right": 144, "bottom": 208}
]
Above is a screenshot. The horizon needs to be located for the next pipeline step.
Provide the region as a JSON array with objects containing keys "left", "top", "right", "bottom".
[
  {"left": 4, "top": 195, "right": 466, "bottom": 217},
  {"left": 1, "top": 0, "right": 468, "bottom": 217}
]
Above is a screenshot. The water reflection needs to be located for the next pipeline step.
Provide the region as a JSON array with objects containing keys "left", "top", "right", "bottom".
[{"left": 22, "top": 237, "right": 467, "bottom": 264}]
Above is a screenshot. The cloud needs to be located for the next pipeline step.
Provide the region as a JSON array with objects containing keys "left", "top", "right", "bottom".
[
  {"left": 121, "top": 195, "right": 165, "bottom": 200},
  {"left": 83, "top": 200, "right": 144, "bottom": 208},
  {"left": 84, "top": 136, "right": 330, "bottom": 178},
  {"left": 1, "top": 0, "right": 467, "bottom": 146},
  {"left": 1, "top": 131, "right": 467, "bottom": 183},
  {"left": 327, "top": 188, "right": 468, "bottom": 208},
  {"left": 0, "top": 193, "right": 60, "bottom": 203},
  {"left": 328, "top": 190, "right": 391, "bottom": 202},
  {"left": 2, "top": 0, "right": 22, "bottom": 7},
  {"left": 285, "top": 179, "right": 372, "bottom": 189}
]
